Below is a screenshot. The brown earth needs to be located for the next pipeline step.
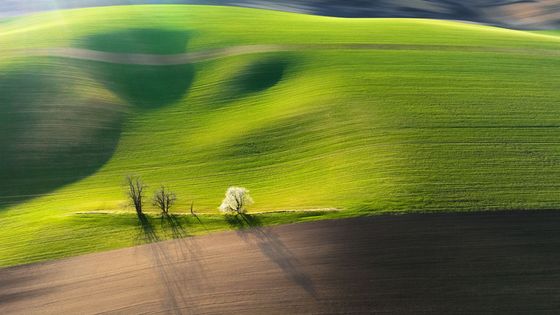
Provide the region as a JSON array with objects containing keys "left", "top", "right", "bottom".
[{"left": 1, "top": 211, "right": 560, "bottom": 314}]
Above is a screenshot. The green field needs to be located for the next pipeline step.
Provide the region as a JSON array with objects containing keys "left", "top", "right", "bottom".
[
  {"left": 1, "top": 5, "right": 560, "bottom": 267},
  {"left": 534, "top": 30, "right": 560, "bottom": 37}
]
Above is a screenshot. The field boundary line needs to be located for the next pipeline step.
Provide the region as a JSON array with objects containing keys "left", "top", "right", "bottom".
[{"left": 6, "top": 43, "right": 560, "bottom": 65}]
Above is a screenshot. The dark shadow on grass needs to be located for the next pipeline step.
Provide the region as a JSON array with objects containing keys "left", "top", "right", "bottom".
[
  {"left": 161, "top": 213, "right": 188, "bottom": 239},
  {"left": 234, "top": 57, "right": 289, "bottom": 94},
  {"left": 215, "top": 56, "right": 292, "bottom": 107},
  {"left": 0, "top": 29, "right": 197, "bottom": 208},
  {"left": 92, "top": 63, "right": 195, "bottom": 109},
  {"left": 136, "top": 213, "right": 160, "bottom": 244},
  {"left": 224, "top": 213, "right": 262, "bottom": 229},
  {"left": 80, "top": 28, "right": 196, "bottom": 109},
  {"left": 192, "top": 212, "right": 204, "bottom": 226},
  {"left": 0, "top": 65, "right": 124, "bottom": 209},
  {"left": 78, "top": 28, "right": 192, "bottom": 55},
  {"left": 190, "top": 213, "right": 212, "bottom": 234}
]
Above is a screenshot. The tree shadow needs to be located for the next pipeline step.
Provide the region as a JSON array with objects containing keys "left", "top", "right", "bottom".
[
  {"left": 161, "top": 213, "right": 188, "bottom": 239},
  {"left": 243, "top": 227, "right": 317, "bottom": 298},
  {"left": 231, "top": 214, "right": 318, "bottom": 298},
  {"left": 0, "top": 270, "right": 57, "bottom": 307},
  {"left": 140, "top": 212, "right": 208, "bottom": 314},
  {"left": 0, "top": 66, "right": 124, "bottom": 209},
  {"left": 224, "top": 213, "right": 262, "bottom": 229},
  {"left": 192, "top": 212, "right": 204, "bottom": 226},
  {"left": 136, "top": 213, "right": 160, "bottom": 244}
]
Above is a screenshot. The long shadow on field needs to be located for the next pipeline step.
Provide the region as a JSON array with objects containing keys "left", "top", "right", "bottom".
[
  {"left": 225, "top": 213, "right": 263, "bottom": 229},
  {"left": 161, "top": 213, "right": 188, "bottom": 239},
  {"left": 230, "top": 214, "right": 318, "bottom": 298},
  {"left": 136, "top": 212, "right": 208, "bottom": 314},
  {"left": 80, "top": 29, "right": 195, "bottom": 109},
  {"left": 0, "top": 66, "right": 124, "bottom": 209},
  {"left": 0, "top": 272, "right": 55, "bottom": 306},
  {"left": 137, "top": 214, "right": 194, "bottom": 310},
  {"left": 149, "top": 238, "right": 208, "bottom": 314},
  {"left": 137, "top": 212, "right": 209, "bottom": 311},
  {"left": 136, "top": 213, "right": 160, "bottom": 244}
]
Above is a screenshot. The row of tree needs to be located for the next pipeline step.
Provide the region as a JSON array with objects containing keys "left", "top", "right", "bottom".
[
  {"left": 126, "top": 175, "right": 176, "bottom": 216},
  {"left": 125, "top": 175, "right": 253, "bottom": 216}
]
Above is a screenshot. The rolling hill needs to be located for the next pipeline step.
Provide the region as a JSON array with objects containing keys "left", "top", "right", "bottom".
[
  {"left": 1, "top": 0, "right": 559, "bottom": 30},
  {"left": 1, "top": 5, "right": 560, "bottom": 266}
]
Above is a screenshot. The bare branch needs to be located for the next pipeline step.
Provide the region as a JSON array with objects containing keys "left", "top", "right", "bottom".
[
  {"left": 153, "top": 185, "right": 176, "bottom": 215},
  {"left": 126, "top": 175, "right": 146, "bottom": 215}
]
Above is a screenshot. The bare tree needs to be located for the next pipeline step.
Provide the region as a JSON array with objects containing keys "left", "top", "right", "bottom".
[
  {"left": 126, "top": 175, "right": 146, "bottom": 216},
  {"left": 219, "top": 187, "right": 253, "bottom": 214},
  {"left": 153, "top": 185, "right": 176, "bottom": 215}
]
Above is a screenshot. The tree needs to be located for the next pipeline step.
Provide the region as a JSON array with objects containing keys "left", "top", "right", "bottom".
[
  {"left": 126, "top": 175, "right": 146, "bottom": 216},
  {"left": 219, "top": 187, "right": 253, "bottom": 214},
  {"left": 153, "top": 185, "right": 176, "bottom": 215}
]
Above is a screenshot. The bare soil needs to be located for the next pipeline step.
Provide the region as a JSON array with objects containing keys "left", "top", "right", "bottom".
[{"left": 1, "top": 211, "right": 560, "bottom": 314}]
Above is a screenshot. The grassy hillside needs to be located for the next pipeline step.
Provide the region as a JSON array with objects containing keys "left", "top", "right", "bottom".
[
  {"left": 534, "top": 30, "right": 560, "bottom": 37},
  {"left": 1, "top": 5, "right": 560, "bottom": 266}
]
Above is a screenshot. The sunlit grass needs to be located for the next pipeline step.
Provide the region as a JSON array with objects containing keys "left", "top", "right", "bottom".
[{"left": 1, "top": 6, "right": 560, "bottom": 267}]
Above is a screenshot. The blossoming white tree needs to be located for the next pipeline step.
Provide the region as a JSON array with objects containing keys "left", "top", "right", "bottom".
[{"left": 219, "top": 187, "right": 253, "bottom": 214}]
